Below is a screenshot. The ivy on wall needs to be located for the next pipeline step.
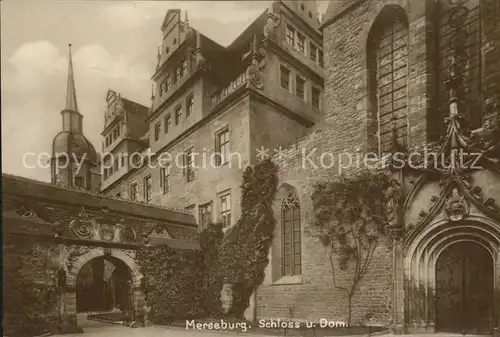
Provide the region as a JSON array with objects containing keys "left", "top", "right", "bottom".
[
  {"left": 137, "top": 159, "right": 278, "bottom": 322},
  {"left": 311, "top": 170, "right": 390, "bottom": 326},
  {"left": 217, "top": 158, "right": 278, "bottom": 318},
  {"left": 136, "top": 245, "right": 205, "bottom": 324},
  {"left": 3, "top": 240, "right": 61, "bottom": 337}
]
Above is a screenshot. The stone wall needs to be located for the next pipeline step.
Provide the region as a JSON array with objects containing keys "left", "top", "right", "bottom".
[{"left": 254, "top": 0, "right": 434, "bottom": 326}]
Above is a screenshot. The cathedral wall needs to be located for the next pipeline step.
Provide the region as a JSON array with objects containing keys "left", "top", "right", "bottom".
[{"left": 256, "top": 0, "right": 433, "bottom": 326}]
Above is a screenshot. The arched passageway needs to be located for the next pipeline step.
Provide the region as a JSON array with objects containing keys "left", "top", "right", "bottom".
[
  {"left": 75, "top": 256, "right": 133, "bottom": 314},
  {"left": 60, "top": 248, "right": 144, "bottom": 330}
]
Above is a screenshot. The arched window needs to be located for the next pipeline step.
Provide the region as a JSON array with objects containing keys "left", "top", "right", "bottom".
[
  {"left": 281, "top": 192, "right": 301, "bottom": 276},
  {"left": 368, "top": 7, "right": 409, "bottom": 154}
]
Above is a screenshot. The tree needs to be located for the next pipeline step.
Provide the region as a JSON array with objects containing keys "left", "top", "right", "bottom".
[{"left": 311, "top": 170, "right": 390, "bottom": 325}]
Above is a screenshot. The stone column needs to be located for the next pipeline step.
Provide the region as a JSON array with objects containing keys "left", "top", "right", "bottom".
[
  {"left": 132, "top": 286, "right": 145, "bottom": 326},
  {"left": 392, "top": 235, "right": 406, "bottom": 334},
  {"left": 63, "top": 288, "right": 80, "bottom": 332}
]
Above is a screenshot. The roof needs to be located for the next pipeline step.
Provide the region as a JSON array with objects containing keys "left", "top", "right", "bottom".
[
  {"left": 2, "top": 174, "right": 199, "bottom": 249},
  {"left": 52, "top": 131, "right": 98, "bottom": 164},
  {"left": 2, "top": 174, "right": 197, "bottom": 226}
]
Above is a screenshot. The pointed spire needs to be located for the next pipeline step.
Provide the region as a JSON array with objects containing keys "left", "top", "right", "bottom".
[{"left": 65, "top": 43, "right": 78, "bottom": 112}]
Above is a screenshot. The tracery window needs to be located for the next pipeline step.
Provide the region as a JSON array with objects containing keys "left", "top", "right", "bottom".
[
  {"left": 281, "top": 192, "right": 301, "bottom": 276},
  {"left": 437, "top": 0, "right": 485, "bottom": 132}
]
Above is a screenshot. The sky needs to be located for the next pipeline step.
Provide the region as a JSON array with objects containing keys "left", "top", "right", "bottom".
[{"left": 1, "top": 1, "right": 329, "bottom": 182}]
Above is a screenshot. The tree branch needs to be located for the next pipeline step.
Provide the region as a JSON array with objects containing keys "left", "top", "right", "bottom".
[{"left": 329, "top": 250, "right": 349, "bottom": 293}]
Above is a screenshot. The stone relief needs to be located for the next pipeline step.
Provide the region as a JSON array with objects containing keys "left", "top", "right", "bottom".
[
  {"left": 444, "top": 188, "right": 470, "bottom": 221},
  {"left": 69, "top": 207, "right": 137, "bottom": 243}
]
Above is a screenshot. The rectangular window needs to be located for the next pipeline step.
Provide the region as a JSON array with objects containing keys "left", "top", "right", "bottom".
[
  {"left": 121, "top": 155, "right": 125, "bottom": 168},
  {"left": 215, "top": 127, "right": 229, "bottom": 166},
  {"left": 181, "top": 59, "right": 188, "bottom": 77},
  {"left": 199, "top": 202, "right": 213, "bottom": 230},
  {"left": 166, "top": 74, "right": 172, "bottom": 91},
  {"left": 164, "top": 114, "right": 171, "bottom": 134},
  {"left": 160, "top": 81, "right": 165, "bottom": 94},
  {"left": 220, "top": 193, "right": 231, "bottom": 228},
  {"left": 116, "top": 125, "right": 120, "bottom": 137},
  {"left": 280, "top": 65, "right": 290, "bottom": 91},
  {"left": 154, "top": 122, "right": 161, "bottom": 141},
  {"left": 185, "top": 148, "right": 195, "bottom": 182},
  {"left": 297, "top": 32, "right": 305, "bottom": 53},
  {"left": 143, "top": 175, "right": 152, "bottom": 202},
  {"left": 286, "top": 25, "right": 295, "bottom": 46},
  {"left": 160, "top": 163, "right": 171, "bottom": 194},
  {"left": 130, "top": 183, "right": 138, "bottom": 201},
  {"left": 176, "top": 67, "right": 182, "bottom": 82},
  {"left": 312, "top": 86, "right": 320, "bottom": 110},
  {"left": 74, "top": 176, "right": 84, "bottom": 188},
  {"left": 296, "top": 75, "right": 305, "bottom": 100},
  {"left": 186, "top": 94, "right": 194, "bottom": 118},
  {"left": 319, "top": 50, "right": 324, "bottom": 68},
  {"left": 175, "top": 105, "right": 182, "bottom": 125},
  {"left": 309, "top": 43, "right": 318, "bottom": 63}
]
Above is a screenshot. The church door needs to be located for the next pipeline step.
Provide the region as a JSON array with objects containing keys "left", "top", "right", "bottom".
[{"left": 435, "top": 242, "right": 494, "bottom": 334}]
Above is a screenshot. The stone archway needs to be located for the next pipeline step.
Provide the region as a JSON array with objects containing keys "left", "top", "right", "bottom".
[
  {"left": 62, "top": 247, "right": 144, "bottom": 329},
  {"left": 402, "top": 216, "right": 500, "bottom": 334}
]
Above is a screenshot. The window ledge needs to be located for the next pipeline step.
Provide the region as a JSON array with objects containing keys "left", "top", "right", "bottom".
[{"left": 272, "top": 275, "right": 302, "bottom": 285}]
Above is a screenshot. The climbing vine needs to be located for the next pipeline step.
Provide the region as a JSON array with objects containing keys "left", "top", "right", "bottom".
[
  {"left": 137, "top": 246, "right": 205, "bottom": 324},
  {"left": 3, "top": 240, "right": 61, "bottom": 337},
  {"left": 216, "top": 158, "right": 278, "bottom": 318},
  {"left": 137, "top": 159, "right": 278, "bottom": 322},
  {"left": 311, "top": 170, "right": 390, "bottom": 326}
]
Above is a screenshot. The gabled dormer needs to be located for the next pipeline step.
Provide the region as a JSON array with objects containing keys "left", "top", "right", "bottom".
[
  {"left": 157, "top": 9, "right": 192, "bottom": 70},
  {"left": 104, "top": 90, "right": 124, "bottom": 129}
]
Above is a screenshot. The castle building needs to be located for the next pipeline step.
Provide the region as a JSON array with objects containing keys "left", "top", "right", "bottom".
[
  {"left": 100, "top": 0, "right": 500, "bottom": 333},
  {"left": 4, "top": 0, "right": 500, "bottom": 335},
  {"left": 100, "top": 2, "right": 325, "bottom": 233}
]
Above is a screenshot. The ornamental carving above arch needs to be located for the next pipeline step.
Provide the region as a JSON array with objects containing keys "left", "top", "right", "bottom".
[{"left": 69, "top": 207, "right": 137, "bottom": 243}]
